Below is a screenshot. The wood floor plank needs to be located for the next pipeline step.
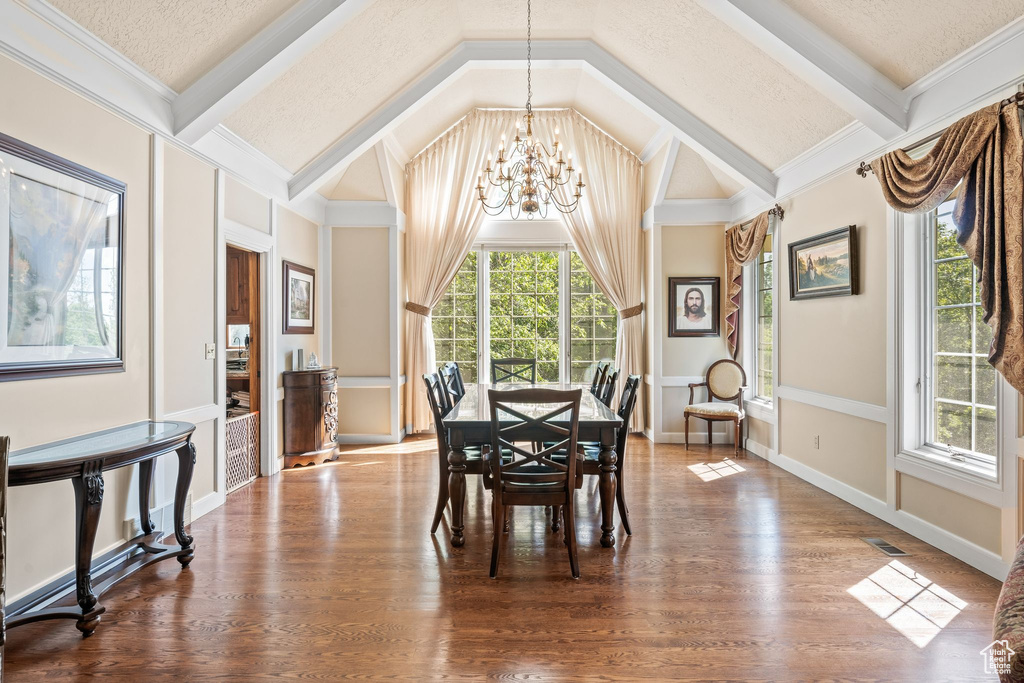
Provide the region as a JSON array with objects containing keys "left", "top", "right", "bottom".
[{"left": 4, "top": 438, "right": 1003, "bottom": 681}]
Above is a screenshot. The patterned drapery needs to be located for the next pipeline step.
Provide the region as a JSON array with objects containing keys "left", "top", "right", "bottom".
[{"left": 724, "top": 209, "right": 774, "bottom": 359}]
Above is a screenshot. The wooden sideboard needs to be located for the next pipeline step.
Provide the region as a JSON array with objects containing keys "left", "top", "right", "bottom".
[{"left": 283, "top": 367, "right": 339, "bottom": 468}]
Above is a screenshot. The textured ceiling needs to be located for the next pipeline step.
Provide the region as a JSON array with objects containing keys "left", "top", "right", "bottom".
[
  {"left": 224, "top": 0, "right": 851, "bottom": 173},
  {"left": 48, "top": 0, "right": 301, "bottom": 92},
  {"left": 783, "top": 0, "right": 1024, "bottom": 88},
  {"left": 322, "top": 146, "right": 386, "bottom": 201},
  {"left": 665, "top": 144, "right": 744, "bottom": 200}
]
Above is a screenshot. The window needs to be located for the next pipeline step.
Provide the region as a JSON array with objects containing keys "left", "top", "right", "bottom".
[
  {"left": 927, "top": 198, "right": 996, "bottom": 459},
  {"left": 569, "top": 252, "right": 617, "bottom": 382},
  {"left": 64, "top": 245, "right": 118, "bottom": 348},
  {"left": 433, "top": 244, "right": 617, "bottom": 385},
  {"left": 754, "top": 232, "right": 773, "bottom": 401},
  {"left": 432, "top": 251, "right": 478, "bottom": 382},
  {"left": 488, "top": 251, "right": 560, "bottom": 382}
]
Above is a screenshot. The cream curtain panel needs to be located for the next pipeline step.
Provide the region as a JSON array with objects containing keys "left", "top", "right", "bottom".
[
  {"left": 723, "top": 210, "right": 772, "bottom": 359},
  {"left": 533, "top": 110, "right": 645, "bottom": 431},
  {"left": 869, "top": 98, "right": 1024, "bottom": 392},
  {"left": 404, "top": 109, "right": 519, "bottom": 432}
]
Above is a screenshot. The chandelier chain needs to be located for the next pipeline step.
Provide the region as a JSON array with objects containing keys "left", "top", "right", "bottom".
[{"left": 526, "top": 0, "right": 532, "bottom": 114}]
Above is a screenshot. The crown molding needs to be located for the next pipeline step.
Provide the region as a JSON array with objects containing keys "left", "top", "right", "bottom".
[{"left": 1, "top": 0, "right": 325, "bottom": 225}]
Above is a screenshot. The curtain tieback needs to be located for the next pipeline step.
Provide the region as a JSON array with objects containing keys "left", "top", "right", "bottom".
[
  {"left": 405, "top": 301, "right": 430, "bottom": 316},
  {"left": 619, "top": 303, "right": 643, "bottom": 320}
]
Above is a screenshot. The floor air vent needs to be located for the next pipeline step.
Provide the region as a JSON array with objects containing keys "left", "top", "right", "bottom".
[{"left": 861, "top": 537, "right": 910, "bottom": 556}]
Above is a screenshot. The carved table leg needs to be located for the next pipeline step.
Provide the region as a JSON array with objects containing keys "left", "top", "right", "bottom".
[
  {"left": 138, "top": 458, "right": 155, "bottom": 535},
  {"left": 448, "top": 428, "right": 468, "bottom": 548},
  {"left": 71, "top": 462, "right": 106, "bottom": 637},
  {"left": 174, "top": 441, "right": 196, "bottom": 567},
  {"left": 597, "top": 426, "right": 617, "bottom": 548}
]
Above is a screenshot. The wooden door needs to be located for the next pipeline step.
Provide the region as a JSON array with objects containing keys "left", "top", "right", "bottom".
[
  {"left": 226, "top": 247, "right": 249, "bottom": 325},
  {"left": 246, "top": 250, "right": 261, "bottom": 426}
]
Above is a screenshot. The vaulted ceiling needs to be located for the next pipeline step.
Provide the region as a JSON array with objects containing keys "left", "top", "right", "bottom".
[{"left": 45, "top": 0, "right": 1024, "bottom": 203}]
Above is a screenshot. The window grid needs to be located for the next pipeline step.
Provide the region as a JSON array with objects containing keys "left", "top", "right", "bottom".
[
  {"left": 569, "top": 252, "right": 617, "bottom": 383},
  {"left": 754, "top": 233, "right": 773, "bottom": 401},
  {"left": 64, "top": 247, "right": 117, "bottom": 348},
  {"left": 488, "top": 251, "right": 560, "bottom": 383},
  {"left": 928, "top": 199, "right": 996, "bottom": 460},
  {"left": 431, "top": 251, "right": 478, "bottom": 383}
]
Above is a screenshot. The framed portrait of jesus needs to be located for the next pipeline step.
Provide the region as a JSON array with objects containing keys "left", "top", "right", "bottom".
[{"left": 668, "top": 276, "right": 720, "bottom": 338}]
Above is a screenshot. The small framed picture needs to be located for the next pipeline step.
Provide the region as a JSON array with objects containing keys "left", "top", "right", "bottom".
[
  {"left": 788, "top": 225, "right": 858, "bottom": 300},
  {"left": 668, "top": 277, "right": 720, "bottom": 337},
  {"left": 283, "top": 260, "right": 315, "bottom": 334}
]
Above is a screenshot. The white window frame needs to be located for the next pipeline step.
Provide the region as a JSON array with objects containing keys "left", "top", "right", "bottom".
[
  {"left": 742, "top": 221, "right": 778, "bottom": 424},
  {"left": 458, "top": 218, "right": 617, "bottom": 385},
  {"left": 894, "top": 207, "right": 1016, "bottom": 505}
]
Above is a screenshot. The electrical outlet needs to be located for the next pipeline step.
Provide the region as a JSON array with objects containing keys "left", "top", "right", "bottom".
[
  {"left": 205, "top": 342, "right": 216, "bottom": 360},
  {"left": 813, "top": 435, "right": 820, "bottom": 449}
]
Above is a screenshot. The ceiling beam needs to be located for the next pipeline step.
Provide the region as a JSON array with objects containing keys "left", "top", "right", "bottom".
[
  {"left": 173, "top": 0, "right": 372, "bottom": 145},
  {"left": 698, "top": 0, "right": 908, "bottom": 140},
  {"left": 288, "top": 40, "right": 779, "bottom": 202}
]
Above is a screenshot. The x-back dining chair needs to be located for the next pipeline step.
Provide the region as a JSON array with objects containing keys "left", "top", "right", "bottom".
[
  {"left": 589, "top": 361, "right": 610, "bottom": 396},
  {"left": 491, "top": 358, "right": 537, "bottom": 384},
  {"left": 423, "top": 373, "right": 487, "bottom": 534},
  {"left": 440, "top": 361, "right": 465, "bottom": 405},
  {"left": 599, "top": 368, "right": 619, "bottom": 408},
  {"left": 684, "top": 359, "right": 747, "bottom": 453},
  {"left": 487, "top": 387, "right": 584, "bottom": 578}
]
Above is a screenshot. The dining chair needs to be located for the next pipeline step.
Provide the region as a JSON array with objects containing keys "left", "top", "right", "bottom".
[
  {"left": 599, "top": 368, "right": 619, "bottom": 407},
  {"left": 491, "top": 357, "right": 537, "bottom": 384},
  {"left": 423, "top": 373, "right": 487, "bottom": 534},
  {"left": 589, "top": 361, "right": 610, "bottom": 396},
  {"left": 486, "top": 388, "right": 584, "bottom": 578},
  {"left": 684, "top": 359, "right": 747, "bottom": 453},
  {"left": 440, "top": 361, "right": 465, "bottom": 404},
  {"left": 553, "top": 374, "right": 640, "bottom": 537}
]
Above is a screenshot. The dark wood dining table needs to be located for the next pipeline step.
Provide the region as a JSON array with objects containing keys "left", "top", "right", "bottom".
[{"left": 442, "top": 383, "right": 622, "bottom": 549}]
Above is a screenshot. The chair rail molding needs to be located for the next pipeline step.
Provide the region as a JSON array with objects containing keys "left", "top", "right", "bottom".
[{"left": 775, "top": 385, "right": 888, "bottom": 424}]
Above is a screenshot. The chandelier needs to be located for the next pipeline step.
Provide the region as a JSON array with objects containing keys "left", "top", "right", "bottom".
[{"left": 476, "top": 0, "right": 584, "bottom": 219}]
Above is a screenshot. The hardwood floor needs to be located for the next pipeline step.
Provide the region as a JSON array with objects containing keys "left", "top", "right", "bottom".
[{"left": 5, "top": 438, "right": 1003, "bottom": 681}]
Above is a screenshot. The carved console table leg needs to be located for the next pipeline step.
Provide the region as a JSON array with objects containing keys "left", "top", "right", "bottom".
[
  {"left": 597, "top": 426, "right": 617, "bottom": 548},
  {"left": 138, "top": 459, "right": 155, "bottom": 536},
  {"left": 71, "top": 462, "right": 106, "bottom": 637},
  {"left": 447, "top": 429, "right": 468, "bottom": 548},
  {"left": 173, "top": 441, "right": 196, "bottom": 567}
]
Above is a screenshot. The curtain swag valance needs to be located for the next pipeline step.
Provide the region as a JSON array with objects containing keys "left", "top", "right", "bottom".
[
  {"left": 866, "top": 95, "right": 1024, "bottom": 392},
  {"left": 724, "top": 204, "right": 784, "bottom": 359}
]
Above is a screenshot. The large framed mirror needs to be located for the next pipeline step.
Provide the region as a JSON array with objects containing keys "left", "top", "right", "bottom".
[{"left": 0, "top": 132, "right": 124, "bottom": 381}]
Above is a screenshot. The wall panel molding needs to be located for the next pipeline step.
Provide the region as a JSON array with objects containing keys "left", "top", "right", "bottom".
[{"left": 776, "top": 385, "right": 888, "bottom": 424}]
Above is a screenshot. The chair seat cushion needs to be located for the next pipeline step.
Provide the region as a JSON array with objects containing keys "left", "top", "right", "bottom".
[{"left": 684, "top": 402, "right": 744, "bottom": 418}]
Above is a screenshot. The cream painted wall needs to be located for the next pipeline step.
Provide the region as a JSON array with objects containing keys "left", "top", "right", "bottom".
[
  {"left": 0, "top": 55, "right": 152, "bottom": 600},
  {"left": 332, "top": 227, "right": 390, "bottom": 376},
  {"left": 778, "top": 171, "right": 888, "bottom": 406},
  {"left": 326, "top": 148, "right": 387, "bottom": 201},
  {"left": 332, "top": 226, "right": 392, "bottom": 437},
  {"left": 163, "top": 145, "right": 216, "bottom": 414},
  {"left": 386, "top": 146, "right": 407, "bottom": 215},
  {"left": 900, "top": 474, "right": 1002, "bottom": 554},
  {"left": 746, "top": 416, "right": 773, "bottom": 450},
  {"left": 277, "top": 205, "right": 322, "bottom": 457},
  {"left": 661, "top": 224, "right": 728, "bottom": 377},
  {"left": 224, "top": 175, "right": 271, "bottom": 233}
]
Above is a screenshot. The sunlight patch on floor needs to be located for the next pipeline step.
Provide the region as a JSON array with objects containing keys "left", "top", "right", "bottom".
[
  {"left": 847, "top": 560, "right": 967, "bottom": 648},
  {"left": 340, "top": 440, "right": 436, "bottom": 456},
  {"left": 687, "top": 459, "right": 746, "bottom": 482}
]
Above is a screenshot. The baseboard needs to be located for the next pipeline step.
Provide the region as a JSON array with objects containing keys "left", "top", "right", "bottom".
[
  {"left": 191, "top": 490, "right": 225, "bottom": 522},
  {"left": 770, "top": 452, "right": 1009, "bottom": 581},
  {"left": 655, "top": 431, "right": 736, "bottom": 445},
  {"left": 122, "top": 495, "right": 194, "bottom": 539},
  {"left": 744, "top": 439, "right": 775, "bottom": 460}
]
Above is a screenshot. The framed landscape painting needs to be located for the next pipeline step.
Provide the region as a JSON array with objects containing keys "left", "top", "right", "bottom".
[
  {"left": 0, "top": 131, "right": 125, "bottom": 381},
  {"left": 283, "top": 260, "right": 315, "bottom": 334},
  {"left": 788, "top": 226, "right": 859, "bottom": 300},
  {"left": 668, "top": 276, "right": 720, "bottom": 337}
]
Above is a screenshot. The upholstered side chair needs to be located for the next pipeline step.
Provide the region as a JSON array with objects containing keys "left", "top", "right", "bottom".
[{"left": 684, "top": 359, "right": 747, "bottom": 453}]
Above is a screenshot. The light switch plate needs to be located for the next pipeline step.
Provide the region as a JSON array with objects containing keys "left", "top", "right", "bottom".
[{"left": 205, "top": 342, "right": 216, "bottom": 360}]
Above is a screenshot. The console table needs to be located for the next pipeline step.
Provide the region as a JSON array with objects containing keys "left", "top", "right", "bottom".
[{"left": 6, "top": 421, "right": 196, "bottom": 637}]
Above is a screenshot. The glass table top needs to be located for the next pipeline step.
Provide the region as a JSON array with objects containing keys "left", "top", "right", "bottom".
[{"left": 10, "top": 421, "right": 192, "bottom": 468}]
